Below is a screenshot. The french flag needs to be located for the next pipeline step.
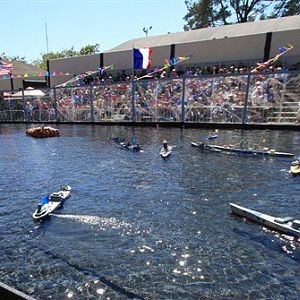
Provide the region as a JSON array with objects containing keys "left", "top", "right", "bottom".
[{"left": 133, "top": 48, "right": 153, "bottom": 69}]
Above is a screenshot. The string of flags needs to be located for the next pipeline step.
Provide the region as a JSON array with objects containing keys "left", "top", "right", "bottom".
[
  {"left": 137, "top": 56, "right": 190, "bottom": 81},
  {"left": 57, "top": 64, "right": 115, "bottom": 87},
  {"left": 0, "top": 70, "right": 73, "bottom": 81},
  {"left": 0, "top": 64, "right": 115, "bottom": 81},
  {"left": 251, "top": 44, "right": 294, "bottom": 73}
]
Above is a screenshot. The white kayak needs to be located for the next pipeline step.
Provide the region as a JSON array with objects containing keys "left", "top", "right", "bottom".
[
  {"left": 230, "top": 203, "right": 300, "bottom": 237},
  {"left": 289, "top": 160, "right": 300, "bottom": 176},
  {"left": 160, "top": 146, "right": 172, "bottom": 159},
  {"left": 32, "top": 185, "right": 71, "bottom": 221}
]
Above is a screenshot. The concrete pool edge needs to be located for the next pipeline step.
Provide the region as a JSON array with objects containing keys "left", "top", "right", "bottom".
[
  {"left": 0, "top": 282, "right": 37, "bottom": 300},
  {"left": 1, "top": 121, "right": 300, "bottom": 131}
]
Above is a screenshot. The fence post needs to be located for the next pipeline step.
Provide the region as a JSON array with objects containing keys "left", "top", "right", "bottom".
[
  {"left": 22, "top": 89, "right": 26, "bottom": 121},
  {"left": 181, "top": 76, "right": 186, "bottom": 123},
  {"left": 242, "top": 74, "right": 251, "bottom": 124},
  {"left": 89, "top": 85, "right": 94, "bottom": 123},
  {"left": 53, "top": 87, "right": 58, "bottom": 122},
  {"left": 131, "top": 79, "right": 136, "bottom": 122}
]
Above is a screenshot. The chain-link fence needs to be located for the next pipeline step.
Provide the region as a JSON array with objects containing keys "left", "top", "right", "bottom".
[{"left": 1, "top": 71, "right": 299, "bottom": 124}]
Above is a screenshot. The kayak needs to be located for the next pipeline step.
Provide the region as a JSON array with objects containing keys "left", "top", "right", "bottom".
[
  {"left": 230, "top": 203, "right": 300, "bottom": 237},
  {"left": 32, "top": 185, "right": 71, "bottom": 221},
  {"left": 191, "top": 142, "right": 294, "bottom": 157},
  {"left": 160, "top": 146, "right": 172, "bottom": 159},
  {"left": 289, "top": 160, "right": 300, "bottom": 176},
  {"left": 112, "top": 137, "right": 143, "bottom": 152},
  {"left": 119, "top": 142, "right": 142, "bottom": 152}
]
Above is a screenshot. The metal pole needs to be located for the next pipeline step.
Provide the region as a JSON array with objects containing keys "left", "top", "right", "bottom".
[
  {"left": 21, "top": 89, "right": 26, "bottom": 121},
  {"left": 181, "top": 76, "right": 186, "bottom": 123},
  {"left": 131, "top": 79, "right": 136, "bottom": 122},
  {"left": 9, "top": 73, "right": 14, "bottom": 91},
  {"left": 242, "top": 74, "right": 251, "bottom": 124},
  {"left": 8, "top": 98, "right": 12, "bottom": 121},
  {"left": 90, "top": 85, "right": 94, "bottom": 123},
  {"left": 46, "top": 60, "right": 51, "bottom": 87},
  {"left": 53, "top": 87, "right": 58, "bottom": 122},
  {"left": 131, "top": 44, "right": 136, "bottom": 122},
  {"left": 45, "top": 20, "right": 49, "bottom": 54}
]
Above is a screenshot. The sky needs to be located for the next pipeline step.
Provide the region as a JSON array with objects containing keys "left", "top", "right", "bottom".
[{"left": 1, "top": 0, "right": 187, "bottom": 62}]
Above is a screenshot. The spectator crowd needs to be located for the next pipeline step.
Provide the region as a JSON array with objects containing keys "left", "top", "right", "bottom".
[{"left": 1, "top": 61, "right": 300, "bottom": 124}]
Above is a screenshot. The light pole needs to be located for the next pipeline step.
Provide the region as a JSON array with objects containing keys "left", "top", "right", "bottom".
[{"left": 143, "top": 26, "right": 152, "bottom": 37}]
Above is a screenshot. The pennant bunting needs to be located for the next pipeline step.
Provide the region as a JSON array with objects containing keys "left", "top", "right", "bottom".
[{"left": 252, "top": 44, "right": 294, "bottom": 73}]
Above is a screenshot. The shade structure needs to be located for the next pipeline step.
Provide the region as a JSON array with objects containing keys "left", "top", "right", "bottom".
[{"left": 13, "top": 87, "right": 45, "bottom": 97}]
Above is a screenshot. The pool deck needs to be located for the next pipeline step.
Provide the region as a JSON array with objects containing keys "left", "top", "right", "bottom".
[{"left": 1, "top": 120, "right": 300, "bottom": 131}]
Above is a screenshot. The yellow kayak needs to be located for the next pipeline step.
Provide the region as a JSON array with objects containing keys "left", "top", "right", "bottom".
[{"left": 289, "top": 162, "right": 300, "bottom": 176}]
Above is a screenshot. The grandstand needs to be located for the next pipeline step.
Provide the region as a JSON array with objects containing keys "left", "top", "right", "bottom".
[{"left": 48, "top": 15, "right": 300, "bottom": 86}]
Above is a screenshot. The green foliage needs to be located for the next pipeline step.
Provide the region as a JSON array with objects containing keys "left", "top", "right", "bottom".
[
  {"left": 273, "top": 0, "right": 300, "bottom": 17},
  {"left": 184, "top": 0, "right": 300, "bottom": 30},
  {"left": 79, "top": 44, "right": 100, "bottom": 55},
  {"left": 0, "top": 53, "right": 26, "bottom": 62},
  {"left": 33, "top": 44, "right": 100, "bottom": 70},
  {"left": 184, "top": 0, "right": 230, "bottom": 29}
]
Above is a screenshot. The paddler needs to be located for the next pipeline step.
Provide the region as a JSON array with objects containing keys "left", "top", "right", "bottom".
[{"left": 162, "top": 140, "right": 168, "bottom": 151}]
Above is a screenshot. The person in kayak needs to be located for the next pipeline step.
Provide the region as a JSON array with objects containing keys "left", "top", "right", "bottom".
[
  {"left": 162, "top": 140, "right": 168, "bottom": 151},
  {"left": 132, "top": 143, "right": 141, "bottom": 152}
]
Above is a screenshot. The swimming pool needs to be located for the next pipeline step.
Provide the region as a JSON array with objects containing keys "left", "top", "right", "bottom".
[{"left": 0, "top": 124, "right": 299, "bottom": 299}]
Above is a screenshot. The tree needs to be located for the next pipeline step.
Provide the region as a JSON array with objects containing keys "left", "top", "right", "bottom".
[
  {"left": 272, "top": 0, "right": 300, "bottom": 17},
  {"left": 184, "top": 0, "right": 300, "bottom": 30},
  {"left": 79, "top": 44, "right": 100, "bottom": 55},
  {"left": 183, "top": 0, "right": 230, "bottom": 29},
  {"left": 33, "top": 44, "right": 100, "bottom": 70},
  {"left": 0, "top": 53, "right": 26, "bottom": 62}
]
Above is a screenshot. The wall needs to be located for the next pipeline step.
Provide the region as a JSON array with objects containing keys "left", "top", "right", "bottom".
[
  {"left": 49, "top": 54, "right": 100, "bottom": 86},
  {"left": 176, "top": 34, "right": 266, "bottom": 66}
]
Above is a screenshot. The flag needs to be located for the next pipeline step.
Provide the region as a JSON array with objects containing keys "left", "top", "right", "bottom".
[
  {"left": 278, "top": 46, "right": 288, "bottom": 54},
  {"left": 0, "top": 61, "right": 13, "bottom": 76},
  {"left": 133, "top": 48, "right": 153, "bottom": 69}
]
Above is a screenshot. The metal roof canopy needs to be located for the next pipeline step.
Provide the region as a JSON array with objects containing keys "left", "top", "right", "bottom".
[{"left": 106, "top": 15, "right": 300, "bottom": 52}]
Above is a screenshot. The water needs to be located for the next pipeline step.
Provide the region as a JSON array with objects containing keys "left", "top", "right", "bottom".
[{"left": 0, "top": 124, "right": 299, "bottom": 300}]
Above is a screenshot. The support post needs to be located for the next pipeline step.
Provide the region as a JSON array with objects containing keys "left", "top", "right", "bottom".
[
  {"left": 53, "top": 87, "right": 58, "bottom": 122},
  {"left": 263, "top": 32, "right": 272, "bottom": 62},
  {"left": 131, "top": 79, "right": 136, "bottom": 122},
  {"left": 181, "top": 76, "right": 186, "bottom": 123},
  {"left": 10, "top": 73, "right": 14, "bottom": 91},
  {"left": 46, "top": 59, "right": 51, "bottom": 87},
  {"left": 242, "top": 74, "right": 251, "bottom": 124},
  {"left": 22, "top": 89, "right": 26, "bottom": 121},
  {"left": 90, "top": 85, "right": 94, "bottom": 122},
  {"left": 100, "top": 53, "right": 104, "bottom": 68}
]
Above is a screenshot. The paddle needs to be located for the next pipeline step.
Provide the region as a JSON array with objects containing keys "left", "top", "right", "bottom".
[
  {"left": 200, "top": 129, "right": 219, "bottom": 142},
  {"left": 200, "top": 134, "right": 218, "bottom": 142}
]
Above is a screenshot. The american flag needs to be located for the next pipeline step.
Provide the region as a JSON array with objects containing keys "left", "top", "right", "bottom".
[{"left": 0, "top": 61, "right": 13, "bottom": 76}]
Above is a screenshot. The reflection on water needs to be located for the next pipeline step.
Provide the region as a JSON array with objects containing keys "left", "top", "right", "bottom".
[
  {"left": 52, "top": 214, "right": 132, "bottom": 230},
  {"left": 0, "top": 124, "right": 299, "bottom": 300}
]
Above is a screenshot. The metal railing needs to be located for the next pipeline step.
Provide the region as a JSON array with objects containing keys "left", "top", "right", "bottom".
[{"left": 1, "top": 71, "right": 300, "bottom": 125}]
